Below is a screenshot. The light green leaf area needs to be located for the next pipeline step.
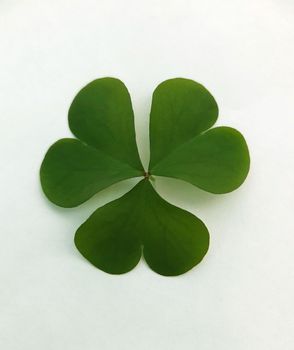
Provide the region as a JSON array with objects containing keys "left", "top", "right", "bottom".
[
  {"left": 151, "top": 127, "right": 250, "bottom": 193},
  {"left": 149, "top": 78, "right": 250, "bottom": 193},
  {"left": 75, "top": 179, "right": 209, "bottom": 276},
  {"left": 40, "top": 139, "right": 143, "bottom": 208}
]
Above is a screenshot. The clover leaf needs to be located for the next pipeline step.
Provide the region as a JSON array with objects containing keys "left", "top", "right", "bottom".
[
  {"left": 149, "top": 79, "right": 250, "bottom": 193},
  {"left": 40, "top": 77, "right": 250, "bottom": 276}
]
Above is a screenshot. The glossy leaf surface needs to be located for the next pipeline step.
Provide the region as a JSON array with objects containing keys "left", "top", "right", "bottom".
[{"left": 75, "top": 180, "right": 209, "bottom": 276}]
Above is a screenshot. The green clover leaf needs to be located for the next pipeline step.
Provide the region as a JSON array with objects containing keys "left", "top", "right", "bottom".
[
  {"left": 40, "top": 77, "right": 250, "bottom": 276},
  {"left": 149, "top": 79, "right": 250, "bottom": 193}
]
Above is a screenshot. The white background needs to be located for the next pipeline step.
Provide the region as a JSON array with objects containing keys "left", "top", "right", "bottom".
[{"left": 0, "top": 1, "right": 293, "bottom": 349}]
